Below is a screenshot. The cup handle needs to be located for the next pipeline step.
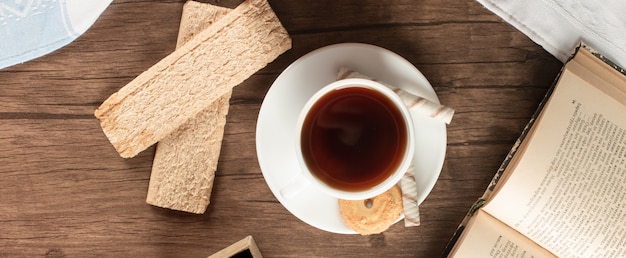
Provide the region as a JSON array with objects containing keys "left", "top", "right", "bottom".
[{"left": 279, "top": 174, "right": 311, "bottom": 199}]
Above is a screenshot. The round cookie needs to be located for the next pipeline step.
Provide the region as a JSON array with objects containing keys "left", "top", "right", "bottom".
[{"left": 338, "top": 185, "right": 403, "bottom": 235}]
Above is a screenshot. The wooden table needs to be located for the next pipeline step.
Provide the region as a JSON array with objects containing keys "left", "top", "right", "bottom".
[{"left": 0, "top": 0, "right": 563, "bottom": 257}]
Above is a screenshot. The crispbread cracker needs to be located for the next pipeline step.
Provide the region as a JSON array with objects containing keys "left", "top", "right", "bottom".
[
  {"left": 94, "top": 0, "right": 291, "bottom": 158},
  {"left": 338, "top": 185, "right": 403, "bottom": 235},
  {"left": 175, "top": 2, "right": 231, "bottom": 48},
  {"left": 146, "top": 1, "right": 232, "bottom": 214}
]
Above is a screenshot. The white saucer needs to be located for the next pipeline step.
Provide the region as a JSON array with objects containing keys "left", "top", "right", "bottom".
[{"left": 256, "top": 43, "right": 447, "bottom": 234}]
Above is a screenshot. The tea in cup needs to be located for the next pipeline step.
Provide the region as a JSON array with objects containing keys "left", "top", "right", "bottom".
[{"left": 280, "top": 78, "right": 415, "bottom": 200}]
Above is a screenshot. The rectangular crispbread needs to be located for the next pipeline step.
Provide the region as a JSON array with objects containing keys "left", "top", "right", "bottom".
[
  {"left": 146, "top": 1, "right": 232, "bottom": 214},
  {"left": 94, "top": 0, "right": 291, "bottom": 158}
]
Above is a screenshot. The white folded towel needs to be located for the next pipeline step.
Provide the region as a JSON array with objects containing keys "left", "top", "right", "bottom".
[{"left": 476, "top": 0, "right": 626, "bottom": 68}]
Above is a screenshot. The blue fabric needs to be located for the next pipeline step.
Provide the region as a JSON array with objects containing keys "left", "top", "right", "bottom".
[{"left": 0, "top": 1, "right": 95, "bottom": 70}]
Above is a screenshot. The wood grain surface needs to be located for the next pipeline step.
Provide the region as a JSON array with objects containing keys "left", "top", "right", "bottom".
[{"left": 0, "top": 0, "right": 562, "bottom": 257}]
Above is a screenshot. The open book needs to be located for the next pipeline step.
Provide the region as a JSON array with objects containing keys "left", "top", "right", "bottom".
[{"left": 445, "top": 43, "right": 626, "bottom": 257}]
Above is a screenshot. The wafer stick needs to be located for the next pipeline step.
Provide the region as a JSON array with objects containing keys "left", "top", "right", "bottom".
[
  {"left": 337, "top": 67, "right": 454, "bottom": 124},
  {"left": 399, "top": 167, "right": 421, "bottom": 227}
]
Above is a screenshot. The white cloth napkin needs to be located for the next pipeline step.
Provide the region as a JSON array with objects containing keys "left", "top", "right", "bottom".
[
  {"left": 476, "top": 0, "right": 626, "bottom": 69},
  {"left": 0, "top": 0, "right": 112, "bottom": 70}
]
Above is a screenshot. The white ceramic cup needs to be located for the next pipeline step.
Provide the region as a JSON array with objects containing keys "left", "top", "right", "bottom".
[{"left": 280, "top": 78, "right": 415, "bottom": 200}]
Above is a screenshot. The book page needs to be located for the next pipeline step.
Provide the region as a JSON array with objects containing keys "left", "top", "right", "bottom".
[
  {"left": 483, "top": 68, "right": 626, "bottom": 257},
  {"left": 449, "top": 210, "right": 556, "bottom": 258}
]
